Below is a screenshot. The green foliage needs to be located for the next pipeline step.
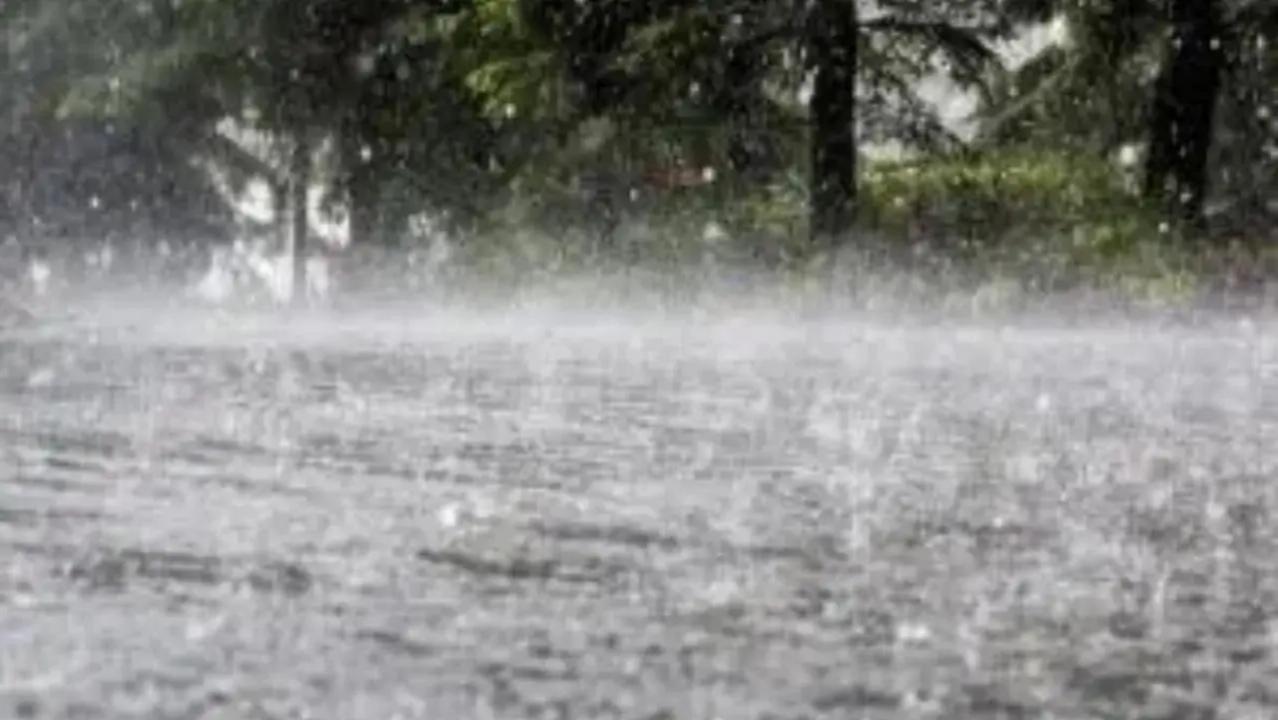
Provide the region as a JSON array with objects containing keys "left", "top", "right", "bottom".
[
  {"left": 977, "top": 1, "right": 1164, "bottom": 152},
  {"left": 979, "top": 0, "right": 1278, "bottom": 231},
  {"left": 861, "top": 149, "right": 1149, "bottom": 239},
  {"left": 3, "top": 0, "right": 1274, "bottom": 303},
  {"left": 854, "top": 149, "right": 1198, "bottom": 294}
]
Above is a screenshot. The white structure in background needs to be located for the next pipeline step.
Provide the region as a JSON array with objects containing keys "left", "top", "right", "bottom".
[
  {"left": 239, "top": 245, "right": 331, "bottom": 304},
  {"left": 189, "top": 118, "right": 346, "bottom": 305},
  {"left": 191, "top": 240, "right": 330, "bottom": 305}
]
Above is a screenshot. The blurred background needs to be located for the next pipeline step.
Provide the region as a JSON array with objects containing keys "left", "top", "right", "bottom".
[{"left": 1, "top": 0, "right": 1276, "bottom": 300}]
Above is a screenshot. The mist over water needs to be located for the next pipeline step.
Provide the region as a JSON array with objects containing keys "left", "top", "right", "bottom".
[
  {"left": 3, "top": 286, "right": 1277, "bottom": 719},
  {"left": 6, "top": 0, "right": 1276, "bottom": 711}
]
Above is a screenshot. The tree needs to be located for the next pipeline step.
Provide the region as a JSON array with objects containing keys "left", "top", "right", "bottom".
[
  {"left": 1145, "top": 0, "right": 1278, "bottom": 229},
  {"left": 456, "top": 0, "right": 1010, "bottom": 252},
  {"left": 978, "top": 0, "right": 1278, "bottom": 231},
  {"left": 0, "top": 0, "right": 237, "bottom": 250},
  {"left": 27, "top": 0, "right": 502, "bottom": 252},
  {"left": 808, "top": 0, "right": 859, "bottom": 246},
  {"left": 1143, "top": 0, "right": 1224, "bottom": 226},
  {"left": 1212, "top": 1, "right": 1278, "bottom": 225},
  {"left": 978, "top": 0, "right": 1163, "bottom": 154}
]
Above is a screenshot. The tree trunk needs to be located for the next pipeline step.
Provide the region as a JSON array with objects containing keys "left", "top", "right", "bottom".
[
  {"left": 290, "top": 135, "right": 310, "bottom": 305},
  {"left": 808, "top": 0, "right": 858, "bottom": 248},
  {"left": 721, "top": 41, "right": 766, "bottom": 181},
  {"left": 1143, "top": 0, "right": 1223, "bottom": 228},
  {"left": 340, "top": 111, "right": 378, "bottom": 247},
  {"left": 273, "top": 179, "right": 289, "bottom": 251},
  {"left": 347, "top": 159, "right": 378, "bottom": 247}
]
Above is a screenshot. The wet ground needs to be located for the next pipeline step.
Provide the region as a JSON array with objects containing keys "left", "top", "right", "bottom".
[{"left": 2, "top": 300, "right": 1278, "bottom": 719}]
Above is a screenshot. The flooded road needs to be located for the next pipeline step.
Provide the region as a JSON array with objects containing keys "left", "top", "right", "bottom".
[{"left": 3, "top": 301, "right": 1278, "bottom": 719}]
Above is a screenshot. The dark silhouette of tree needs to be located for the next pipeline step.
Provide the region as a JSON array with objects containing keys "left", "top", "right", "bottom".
[
  {"left": 808, "top": 0, "right": 859, "bottom": 246},
  {"left": 1143, "top": 0, "right": 1224, "bottom": 227}
]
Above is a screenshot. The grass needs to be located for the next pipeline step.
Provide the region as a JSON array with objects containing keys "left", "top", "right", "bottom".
[{"left": 362, "top": 147, "right": 1276, "bottom": 318}]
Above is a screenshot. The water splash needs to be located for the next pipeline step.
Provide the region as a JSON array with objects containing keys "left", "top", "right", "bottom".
[{"left": 2, "top": 292, "right": 1276, "bottom": 719}]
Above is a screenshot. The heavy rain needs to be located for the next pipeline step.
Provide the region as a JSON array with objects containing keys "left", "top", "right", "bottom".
[{"left": 3, "top": 1, "right": 1278, "bottom": 719}]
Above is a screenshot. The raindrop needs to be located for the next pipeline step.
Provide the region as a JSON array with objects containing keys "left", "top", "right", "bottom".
[
  {"left": 896, "top": 621, "right": 932, "bottom": 644},
  {"left": 702, "top": 221, "right": 727, "bottom": 242},
  {"left": 28, "top": 258, "right": 51, "bottom": 296},
  {"left": 26, "top": 366, "right": 55, "bottom": 388},
  {"left": 1118, "top": 144, "right": 1140, "bottom": 167},
  {"left": 437, "top": 502, "right": 462, "bottom": 528}
]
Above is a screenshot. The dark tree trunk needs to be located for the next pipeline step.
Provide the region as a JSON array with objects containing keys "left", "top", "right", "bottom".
[
  {"left": 348, "top": 166, "right": 378, "bottom": 247},
  {"left": 808, "top": 0, "right": 858, "bottom": 247},
  {"left": 341, "top": 115, "right": 378, "bottom": 247},
  {"left": 273, "top": 179, "right": 289, "bottom": 250},
  {"left": 1143, "top": 0, "right": 1223, "bottom": 228},
  {"left": 289, "top": 136, "right": 310, "bottom": 305},
  {"left": 720, "top": 41, "right": 766, "bottom": 180}
]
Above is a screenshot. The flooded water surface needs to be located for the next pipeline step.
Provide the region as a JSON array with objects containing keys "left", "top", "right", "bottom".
[{"left": 3, "top": 301, "right": 1278, "bottom": 719}]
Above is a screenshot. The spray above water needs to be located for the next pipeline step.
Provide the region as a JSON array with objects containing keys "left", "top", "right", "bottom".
[
  {"left": 2, "top": 280, "right": 1275, "bottom": 719},
  {"left": 189, "top": 239, "right": 331, "bottom": 306}
]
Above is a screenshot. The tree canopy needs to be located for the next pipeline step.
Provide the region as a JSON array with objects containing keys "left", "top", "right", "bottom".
[{"left": 3, "top": 0, "right": 1274, "bottom": 272}]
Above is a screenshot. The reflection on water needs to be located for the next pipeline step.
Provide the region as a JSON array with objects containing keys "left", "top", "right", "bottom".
[{"left": 2, "top": 303, "right": 1277, "bottom": 719}]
